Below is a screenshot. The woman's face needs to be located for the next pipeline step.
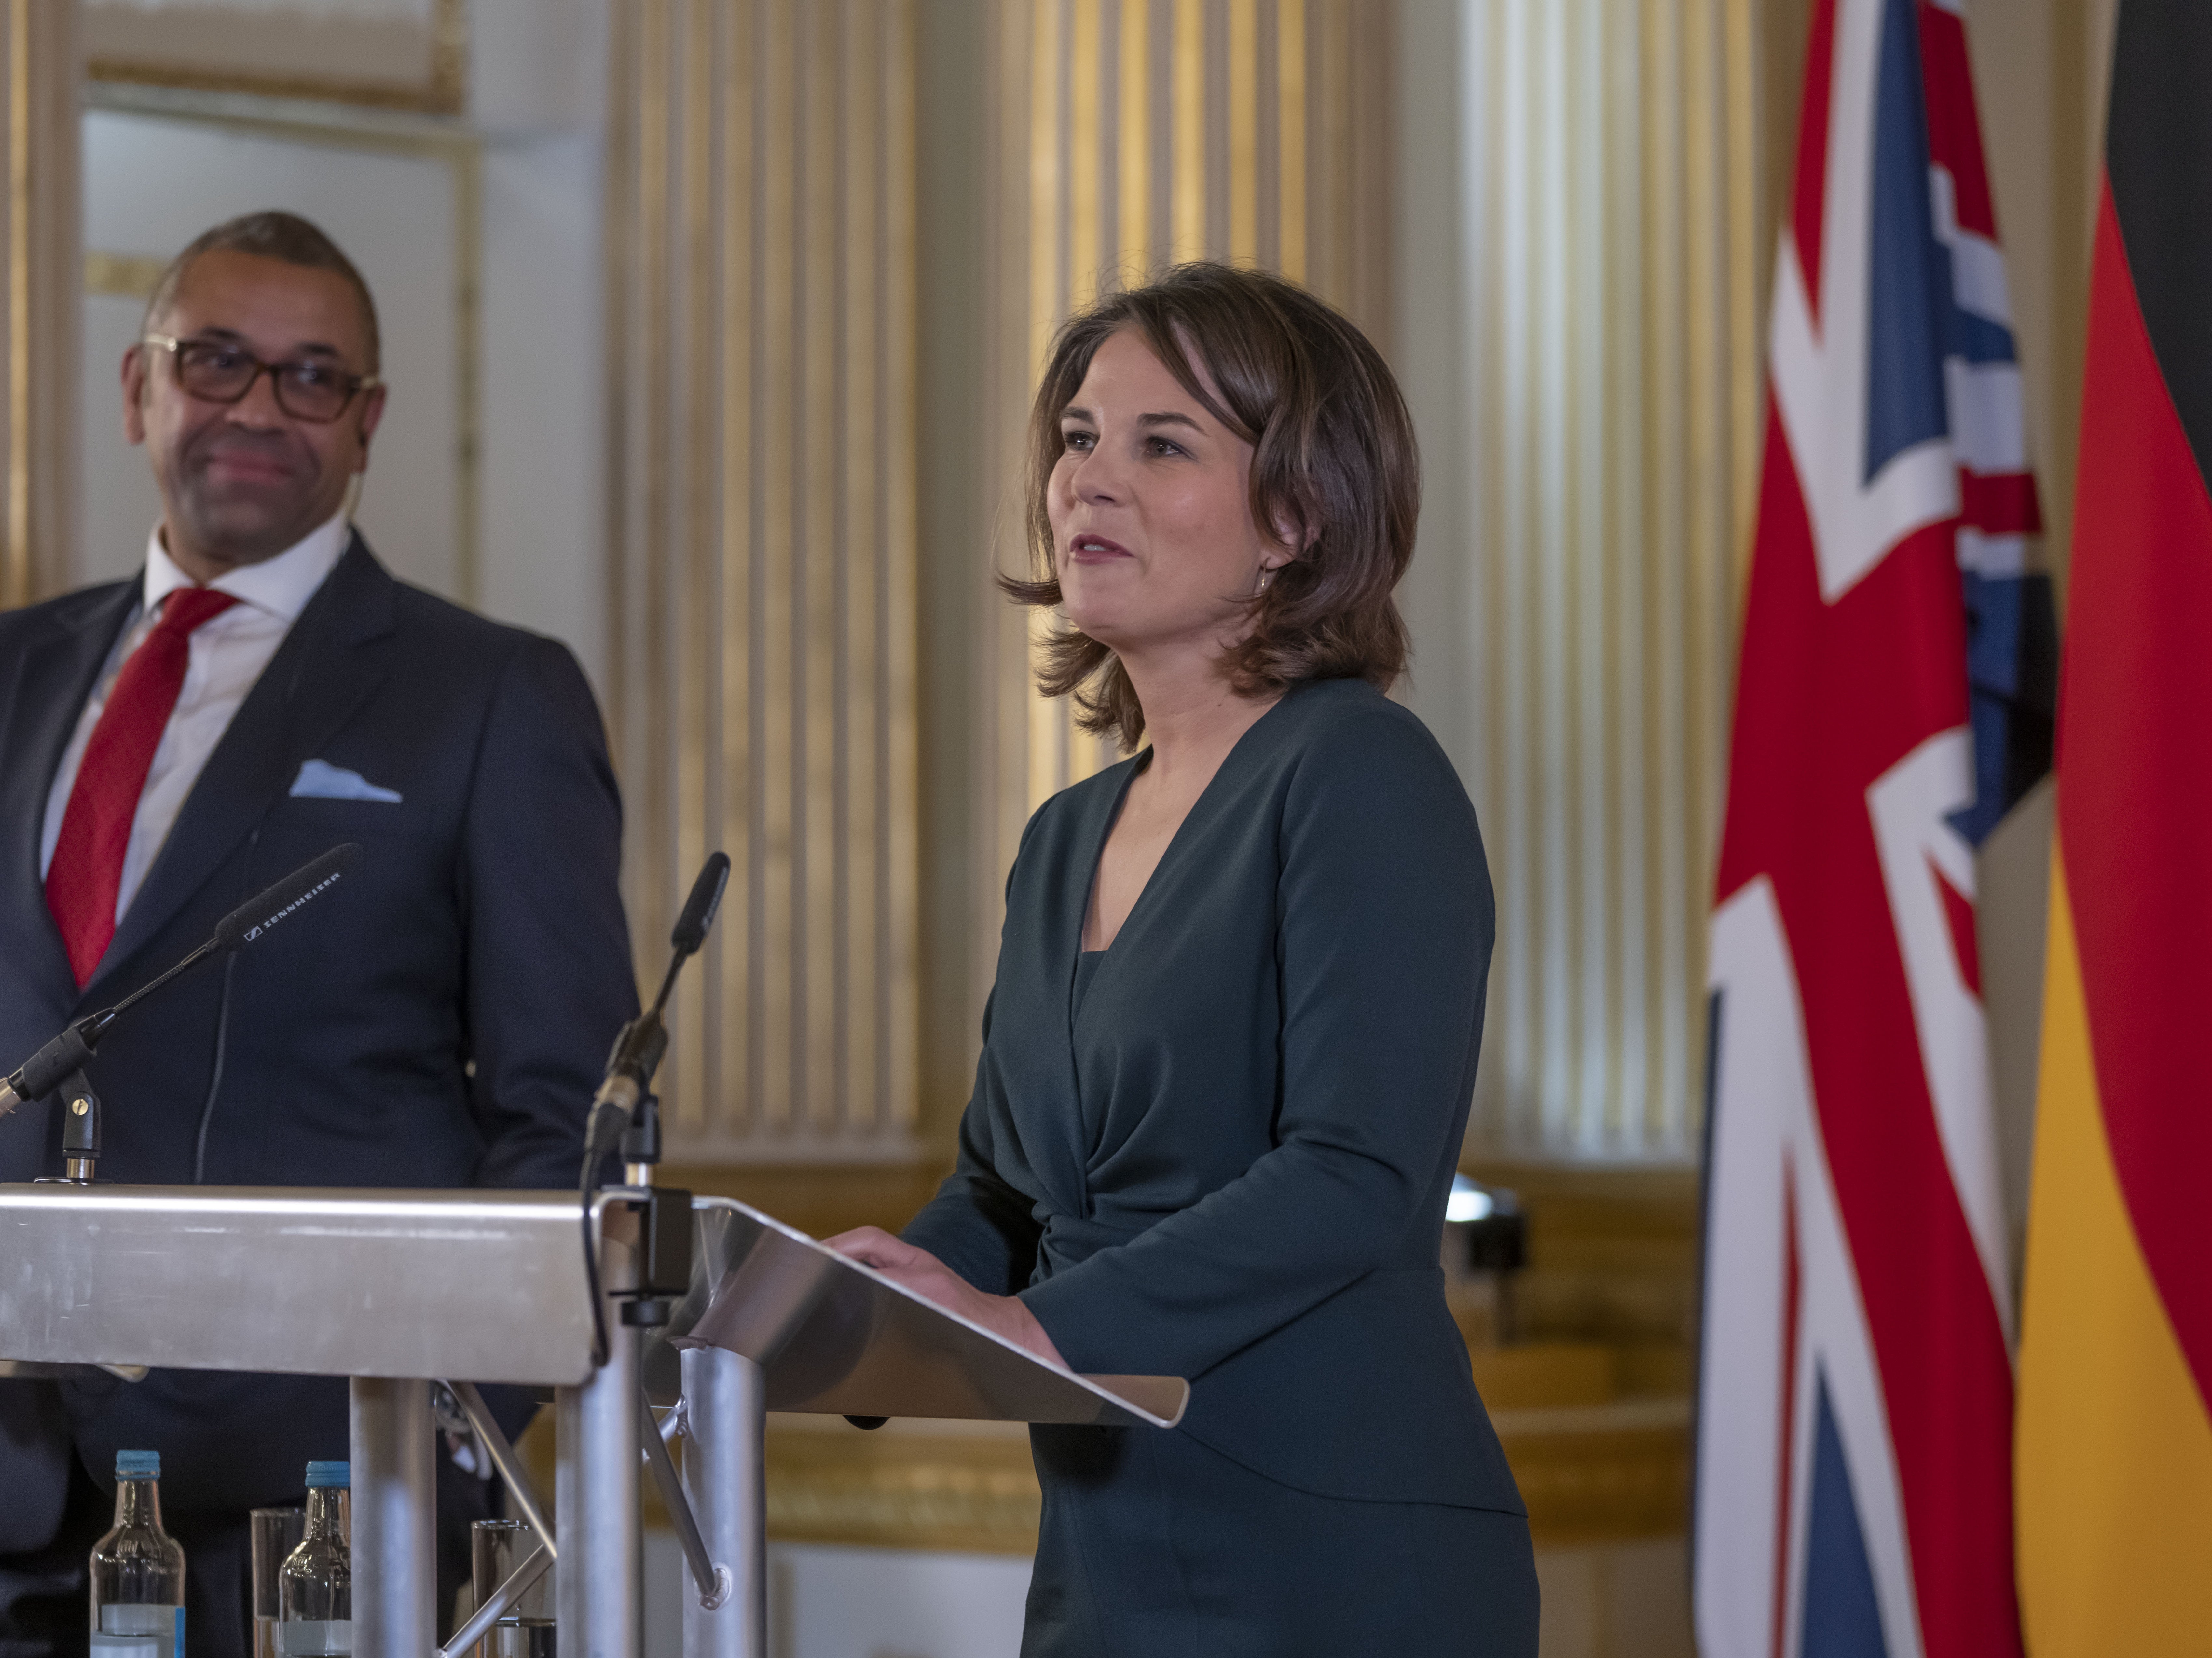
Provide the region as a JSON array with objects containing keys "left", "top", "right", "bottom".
[{"left": 1048, "top": 327, "right": 1284, "bottom": 664}]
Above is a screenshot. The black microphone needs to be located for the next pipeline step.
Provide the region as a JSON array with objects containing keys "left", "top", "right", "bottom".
[
  {"left": 584, "top": 852, "right": 731, "bottom": 1160},
  {"left": 0, "top": 843, "right": 362, "bottom": 1118},
  {"left": 670, "top": 851, "right": 731, "bottom": 959},
  {"left": 211, "top": 842, "right": 359, "bottom": 952}
]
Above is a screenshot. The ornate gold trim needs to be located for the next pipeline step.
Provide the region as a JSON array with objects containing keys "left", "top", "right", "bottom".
[
  {"left": 747, "top": 1391, "right": 1688, "bottom": 1556},
  {"left": 2, "top": 0, "right": 78, "bottom": 609},
  {"left": 608, "top": 0, "right": 924, "bottom": 1160},
  {"left": 8, "top": 0, "right": 31, "bottom": 607},
  {"left": 1492, "top": 1399, "right": 1691, "bottom": 1547},
  {"left": 1456, "top": 0, "right": 1767, "bottom": 1160},
  {"left": 84, "top": 250, "right": 166, "bottom": 300},
  {"left": 764, "top": 1418, "right": 1043, "bottom": 1557},
  {"left": 84, "top": 0, "right": 468, "bottom": 117}
]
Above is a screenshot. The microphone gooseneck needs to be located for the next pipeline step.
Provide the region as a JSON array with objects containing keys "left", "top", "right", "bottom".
[
  {"left": 588, "top": 850, "right": 733, "bottom": 1142},
  {"left": 0, "top": 843, "right": 364, "bottom": 1121},
  {"left": 580, "top": 850, "right": 730, "bottom": 1360}
]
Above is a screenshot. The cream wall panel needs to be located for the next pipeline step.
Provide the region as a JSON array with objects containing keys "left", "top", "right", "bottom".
[
  {"left": 608, "top": 0, "right": 919, "bottom": 1161},
  {"left": 475, "top": 132, "right": 607, "bottom": 691}
]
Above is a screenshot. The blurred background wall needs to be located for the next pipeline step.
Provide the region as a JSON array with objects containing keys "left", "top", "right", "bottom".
[{"left": 0, "top": 0, "right": 2121, "bottom": 1651}]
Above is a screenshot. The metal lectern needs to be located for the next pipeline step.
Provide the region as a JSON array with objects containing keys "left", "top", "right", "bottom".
[{"left": 0, "top": 1184, "right": 1185, "bottom": 1658}]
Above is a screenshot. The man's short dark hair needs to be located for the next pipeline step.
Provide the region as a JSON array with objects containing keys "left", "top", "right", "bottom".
[{"left": 144, "top": 211, "right": 381, "bottom": 373}]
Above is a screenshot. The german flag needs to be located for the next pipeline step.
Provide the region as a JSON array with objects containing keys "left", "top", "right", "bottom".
[{"left": 2015, "top": 1, "right": 2212, "bottom": 1647}]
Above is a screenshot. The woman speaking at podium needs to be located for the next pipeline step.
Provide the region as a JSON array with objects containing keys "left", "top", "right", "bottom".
[{"left": 829, "top": 264, "right": 1537, "bottom": 1655}]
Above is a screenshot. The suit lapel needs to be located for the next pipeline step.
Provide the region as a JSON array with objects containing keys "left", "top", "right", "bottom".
[
  {"left": 88, "top": 537, "right": 397, "bottom": 998},
  {"left": 0, "top": 582, "right": 140, "bottom": 994}
]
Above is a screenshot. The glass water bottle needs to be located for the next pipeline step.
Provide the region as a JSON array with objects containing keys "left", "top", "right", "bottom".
[
  {"left": 89, "top": 1449, "right": 186, "bottom": 1658},
  {"left": 277, "top": 1462, "right": 351, "bottom": 1657}
]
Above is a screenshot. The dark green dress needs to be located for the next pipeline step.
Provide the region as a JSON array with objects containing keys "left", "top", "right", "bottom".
[{"left": 903, "top": 679, "right": 1538, "bottom": 1656}]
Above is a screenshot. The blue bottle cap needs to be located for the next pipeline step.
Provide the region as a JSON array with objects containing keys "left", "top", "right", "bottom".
[
  {"left": 304, "top": 1461, "right": 350, "bottom": 1488},
  {"left": 115, "top": 1450, "right": 160, "bottom": 1478}
]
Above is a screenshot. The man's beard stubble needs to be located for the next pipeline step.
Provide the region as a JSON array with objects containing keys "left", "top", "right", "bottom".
[{"left": 170, "top": 422, "right": 330, "bottom": 566}]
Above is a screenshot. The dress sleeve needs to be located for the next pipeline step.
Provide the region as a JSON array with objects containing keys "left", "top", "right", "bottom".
[
  {"left": 899, "top": 994, "right": 1046, "bottom": 1298},
  {"left": 1018, "top": 706, "right": 1493, "bottom": 1379}
]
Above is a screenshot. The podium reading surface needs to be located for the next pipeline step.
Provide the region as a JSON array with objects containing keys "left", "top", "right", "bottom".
[
  {"left": 648, "top": 1196, "right": 1185, "bottom": 1429},
  {"left": 0, "top": 1182, "right": 1185, "bottom": 1658}
]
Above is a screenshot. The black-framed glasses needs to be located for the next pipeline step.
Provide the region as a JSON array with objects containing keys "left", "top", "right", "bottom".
[{"left": 142, "top": 333, "right": 381, "bottom": 424}]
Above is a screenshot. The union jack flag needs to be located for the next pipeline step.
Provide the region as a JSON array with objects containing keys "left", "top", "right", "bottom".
[{"left": 1694, "top": 0, "right": 2052, "bottom": 1653}]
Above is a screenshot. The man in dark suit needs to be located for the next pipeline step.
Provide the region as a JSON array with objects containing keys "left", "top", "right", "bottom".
[{"left": 0, "top": 212, "right": 637, "bottom": 1655}]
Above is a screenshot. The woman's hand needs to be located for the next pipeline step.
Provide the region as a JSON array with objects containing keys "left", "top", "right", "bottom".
[{"left": 824, "top": 1227, "right": 1068, "bottom": 1370}]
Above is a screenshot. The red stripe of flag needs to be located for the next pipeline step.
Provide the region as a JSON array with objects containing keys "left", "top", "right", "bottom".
[
  {"left": 1793, "top": 0, "right": 1841, "bottom": 320},
  {"left": 1959, "top": 471, "right": 2043, "bottom": 537},
  {"left": 1918, "top": 2, "right": 1999, "bottom": 239},
  {"left": 2059, "top": 186, "right": 2212, "bottom": 1402},
  {"left": 1718, "top": 399, "right": 2023, "bottom": 1658}
]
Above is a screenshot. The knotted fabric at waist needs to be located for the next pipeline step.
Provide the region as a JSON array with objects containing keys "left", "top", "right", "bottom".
[{"left": 1031, "top": 1207, "right": 1144, "bottom": 1282}]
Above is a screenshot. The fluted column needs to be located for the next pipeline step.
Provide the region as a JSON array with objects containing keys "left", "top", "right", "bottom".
[
  {"left": 0, "top": 0, "right": 79, "bottom": 609},
  {"left": 1456, "top": 0, "right": 1765, "bottom": 1159},
  {"left": 606, "top": 0, "right": 920, "bottom": 1159}
]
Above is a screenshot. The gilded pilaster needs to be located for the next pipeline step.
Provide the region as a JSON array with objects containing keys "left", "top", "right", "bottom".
[
  {"left": 0, "top": 0, "right": 78, "bottom": 610},
  {"left": 607, "top": 0, "right": 921, "bottom": 1159},
  {"left": 1462, "top": 0, "right": 1766, "bottom": 1159}
]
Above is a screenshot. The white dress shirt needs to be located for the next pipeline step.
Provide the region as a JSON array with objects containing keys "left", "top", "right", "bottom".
[{"left": 39, "top": 515, "right": 351, "bottom": 924}]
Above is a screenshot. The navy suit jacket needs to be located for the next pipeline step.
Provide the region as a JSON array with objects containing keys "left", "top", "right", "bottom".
[
  {"left": 902, "top": 680, "right": 1525, "bottom": 1514},
  {"left": 0, "top": 537, "right": 637, "bottom": 1555}
]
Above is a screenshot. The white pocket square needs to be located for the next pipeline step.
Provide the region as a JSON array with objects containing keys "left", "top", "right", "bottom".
[{"left": 290, "top": 759, "right": 403, "bottom": 804}]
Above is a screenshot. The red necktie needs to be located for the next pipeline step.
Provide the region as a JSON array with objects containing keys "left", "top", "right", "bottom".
[{"left": 45, "top": 587, "right": 239, "bottom": 985}]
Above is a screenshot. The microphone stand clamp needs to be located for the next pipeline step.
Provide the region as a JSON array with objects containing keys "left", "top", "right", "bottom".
[
  {"left": 619, "top": 1089, "right": 663, "bottom": 1188},
  {"left": 34, "top": 1071, "right": 103, "bottom": 1185}
]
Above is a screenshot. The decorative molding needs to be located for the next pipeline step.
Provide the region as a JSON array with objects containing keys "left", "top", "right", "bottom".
[
  {"left": 606, "top": 0, "right": 922, "bottom": 1160},
  {"left": 763, "top": 1418, "right": 1042, "bottom": 1557},
  {"left": 0, "top": 0, "right": 80, "bottom": 609},
  {"left": 749, "top": 1393, "right": 1688, "bottom": 1555},
  {"left": 84, "top": 249, "right": 166, "bottom": 299},
  {"left": 1491, "top": 1397, "right": 1692, "bottom": 1547},
  {"left": 1472, "top": 1159, "right": 1702, "bottom": 1352},
  {"left": 971, "top": 0, "right": 1394, "bottom": 1017},
  {"left": 83, "top": 0, "right": 467, "bottom": 115}
]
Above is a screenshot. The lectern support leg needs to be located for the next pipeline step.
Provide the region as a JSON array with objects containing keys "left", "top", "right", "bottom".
[
  {"left": 557, "top": 1317, "right": 642, "bottom": 1658},
  {"left": 680, "top": 1345, "right": 767, "bottom": 1658},
  {"left": 350, "top": 1377, "right": 436, "bottom": 1658}
]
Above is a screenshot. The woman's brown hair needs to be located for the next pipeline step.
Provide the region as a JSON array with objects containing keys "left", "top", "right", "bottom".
[{"left": 1005, "top": 261, "right": 1421, "bottom": 749}]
